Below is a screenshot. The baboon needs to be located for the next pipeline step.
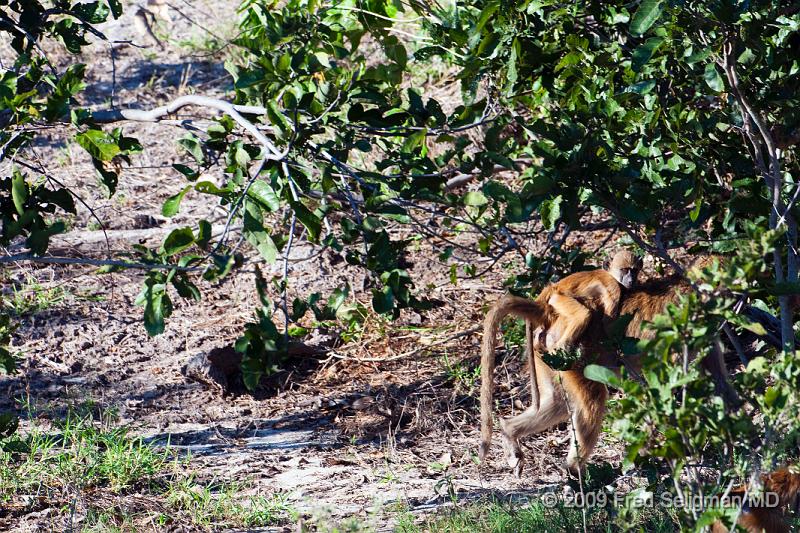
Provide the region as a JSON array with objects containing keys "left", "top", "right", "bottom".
[
  {"left": 481, "top": 265, "right": 738, "bottom": 476},
  {"left": 711, "top": 466, "right": 800, "bottom": 533},
  {"left": 479, "top": 250, "right": 642, "bottom": 474},
  {"left": 530, "top": 250, "right": 642, "bottom": 352}
]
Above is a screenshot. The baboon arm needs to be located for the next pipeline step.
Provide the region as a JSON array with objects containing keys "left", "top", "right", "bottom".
[
  {"left": 545, "top": 293, "right": 593, "bottom": 350},
  {"left": 589, "top": 276, "right": 622, "bottom": 318}
]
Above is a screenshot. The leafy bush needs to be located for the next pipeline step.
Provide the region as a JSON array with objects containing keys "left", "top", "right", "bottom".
[
  {"left": 2, "top": 2, "right": 800, "bottom": 526},
  {"left": 589, "top": 231, "right": 800, "bottom": 528}
]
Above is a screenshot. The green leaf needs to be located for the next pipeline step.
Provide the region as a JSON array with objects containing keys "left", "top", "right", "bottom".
[
  {"left": 44, "top": 64, "right": 86, "bottom": 120},
  {"left": 689, "top": 196, "right": 701, "bottom": 222},
  {"left": 243, "top": 200, "right": 278, "bottom": 263},
  {"left": 740, "top": 320, "right": 768, "bottom": 336},
  {"left": 631, "top": 37, "right": 664, "bottom": 72},
  {"left": 764, "top": 386, "right": 780, "bottom": 407},
  {"left": 240, "top": 361, "right": 263, "bottom": 391},
  {"left": 525, "top": 174, "right": 554, "bottom": 195},
  {"left": 194, "top": 181, "right": 229, "bottom": 196},
  {"left": 506, "top": 38, "right": 520, "bottom": 94},
  {"left": 162, "top": 186, "right": 191, "bottom": 217},
  {"left": 402, "top": 129, "right": 427, "bottom": 154},
  {"left": 247, "top": 180, "right": 281, "bottom": 211},
  {"left": 11, "top": 171, "right": 27, "bottom": 215},
  {"left": 171, "top": 275, "right": 201, "bottom": 300},
  {"left": 53, "top": 19, "right": 90, "bottom": 53},
  {"left": 314, "top": 51, "right": 331, "bottom": 68},
  {"left": 288, "top": 325, "right": 309, "bottom": 337},
  {"left": 178, "top": 134, "right": 206, "bottom": 165},
  {"left": 137, "top": 280, "right": 171, "bottom": 337},
  {"left": 584, "top": 365, "right": 617, "bottom": 386},
  {"left": 290, "top": 200, "right": 322, "bottom": 242},
  {"left": 106, "top": 0, "right": 123, "bottom": 18},
  {"left": 162, "top": 227, "right": 195, "bottom": 256},
  {"left": 196, "top": 219, "right": 212, "bottom": 248},
  {"left": 266, "top": 101, "right": 292, "bottom": 140},
  {"left": 372, "top": 286, "right": 395, "bottom": 314},
  {"left": 90, "top": 158, "right": 119, "bottom": 196},
  {"left": 746, "top": 356, "right": 767, "bottom": 373},
  {"left": 539, "top": 195, "right": 562, "bottom": 231},
  {"left": 26, "top": 221, "right": 65, "bottom": 255},
  {"left": 685, "top": 48, "right": 711, "bottom": 64},
  {"left": 704, "top": 63, "right": 725, "bottom": 92},
  {"left": 630, "top": 0, "right": 663, "bottom": 35},
  {"left": 172, "top": 164, "right": 200, "bottom": 181},
  {"left": 463, "top": 191, "right": 488, "bottom": 207},
  {"left": 326, "top": 286, "right": 349, "bottom": 315},
  {"left": 234, "top": 142, "right": 251, "bottom": 168},
  {"left": 76, "top": 129, "right": 122, "bottom": 161},
  {"left": 624, "top": 79, "right": 656, "bottom": 94},
  {"left": 0, "top": 412, "right": 18, "bottom": 439},
  {"left": 72, "top": 1, "right": 110, "bottom": 23}
]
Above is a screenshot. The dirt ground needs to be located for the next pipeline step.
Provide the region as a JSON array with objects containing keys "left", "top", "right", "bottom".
[{"left": 0, "top": 2, "right": 626, "bottom": 530}]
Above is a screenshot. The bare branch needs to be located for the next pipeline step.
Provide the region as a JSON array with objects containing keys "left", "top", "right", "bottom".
[
  {"left": 720, "top": 42, "right": 779, "bottom": 171},
  {"left": 445, "top": 159, "right": 533, "bottom": 190},
  {"left": 92, "top": 95, "right": 287, "bottom": 161},
  {"left": 0, "top": 253, "right": 201, "bottom": 271},
  {"left": 721, "top": 39, "right": 796, "bottom": 350},
  {"left": 281, "top": 213, "right": 298, "bottom": 346}
]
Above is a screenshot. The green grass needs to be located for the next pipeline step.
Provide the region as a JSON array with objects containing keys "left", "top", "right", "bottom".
[
  {"left": 441, "top": 352, "right": 480, "bottom": 390},
  {"left": 0, "top": 409, "right": 170, "bottom": 499},
  {"left": 166, "top": 476, "right": 297, "bottom": 527},
  {"left": 0, "top": 405, "right": 296, "bottom": 530},
  {"left": 500, "top": 318, "right": 527, "bottom": 352},
  {"left": 1, "top": 274, "right": 105, "bottom": 316},
  {"left": 396, "top": 498, "right": 678, "bottom": 533}
]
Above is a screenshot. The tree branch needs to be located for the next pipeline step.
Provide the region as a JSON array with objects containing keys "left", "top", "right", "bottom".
[
  {"left": 92, "top": 95, "right": 288, "bottom": 161},
  {"left": 721, "top": 40, "right": 796, "bottom": 350},
  {"left": 0, "top": 253, "right": 201, "bottom": 271}
]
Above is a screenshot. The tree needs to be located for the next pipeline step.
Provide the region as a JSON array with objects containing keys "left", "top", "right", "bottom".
[{"left": 2, "top": 1, "right": 800, "bottom": 528}]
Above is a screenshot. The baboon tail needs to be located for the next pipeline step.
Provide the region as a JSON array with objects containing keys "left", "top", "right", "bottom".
[{"left": 479, "top": 295, "right": 554, "bottom": 461}]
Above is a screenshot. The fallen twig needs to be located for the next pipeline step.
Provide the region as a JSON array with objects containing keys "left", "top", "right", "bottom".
[{"left": 329, "top": 326, "right": 482, "bottom": 363}]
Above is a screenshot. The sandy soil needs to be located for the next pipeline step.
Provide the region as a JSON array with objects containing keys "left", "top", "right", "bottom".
[{"left": 0, "top": 2, "right": 625, "bottom": 530}]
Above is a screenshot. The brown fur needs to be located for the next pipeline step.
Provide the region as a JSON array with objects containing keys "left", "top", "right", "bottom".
[
  {"left": 619, "top": 275, "right": 685, "bottom": 337},
  {"left": 621, "top": 275, "right": 739, "bottom": 406},
  {"left": 712, "top": 467, "right": 800, "bottom": 533},
  {"left": 479, "top": 296, "right": 555, "bottom": 462},
  {"left": 525, "top": 252, "right": 641, "bottom": 415},
  {"left": 534, "top": 251, "right": 641, "bottom": 352},
  {"left": 480, "top": 267, "right": 738, "bottom": 476},
  {"left": 533, "top": 269, "right": 623, "bottom": 350},
  {"left": 479, "top": 251, "right": 640, "bottom": 472}
]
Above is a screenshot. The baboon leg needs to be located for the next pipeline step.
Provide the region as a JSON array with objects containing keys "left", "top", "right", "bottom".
[
  {"left": 563, "top": 372, "right": 608, "bottom": 475},
  {"left": 499, "top": 375, "right": 569, "bottom": 477},
  {"left": 525, "top": 320, "right": 539, "bottom": 411},
  {"left": 532, "top": 353, "right": 557, "bottom": 405},
  {"left": 527, "top": 333, "right": 556, "bottom": 409},
  {"left": 701, "top": 336, "right": 742, "bottom": 409},
  {"left": 545, "top": 293, "right": 593, "bottom": 350}
]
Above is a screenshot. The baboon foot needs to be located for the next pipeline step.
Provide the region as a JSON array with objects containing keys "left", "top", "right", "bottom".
[
  {"left": 564, "top": 457, "right": 583, "bottom": 478},
  {"left": 500, "top": 430, "right": 524, "bottom": 478}
]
